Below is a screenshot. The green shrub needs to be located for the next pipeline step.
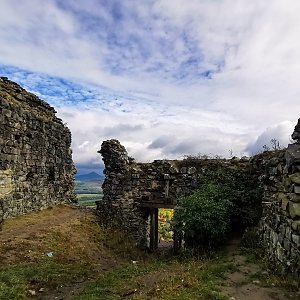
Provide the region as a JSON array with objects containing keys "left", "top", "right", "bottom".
[
  {"left": 206, "top": 168, "right": 262, "bottom": 230},
  {"left": 173, "top": 183, "right": 233, "bottom": 249}
]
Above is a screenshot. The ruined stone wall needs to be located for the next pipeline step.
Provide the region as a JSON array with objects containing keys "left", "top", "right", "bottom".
[
  {"left": 0, "top": 77, "right": 76, "bottom": 219},
  {"left": 98, "top": 119, "right": 300, "bottom": 280},
  {"left": 254, "top": 119, "right": 300, "bottom": 280},
  {"left": 98, "top": 140, "right": 260, "bottom": 247}
]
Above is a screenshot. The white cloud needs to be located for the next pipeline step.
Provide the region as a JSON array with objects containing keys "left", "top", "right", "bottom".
[
  {"left": 78, "top": 141, "right": 90, "bottom": 149},
  {"left": 55, "top": 98, "right": 252, "bottom": 168},
  {"left": 0, "top": 0, "right": 299, "bottom": 173},
  {"left": 245, "top": 121, "right": 295, "bottom": 155}
]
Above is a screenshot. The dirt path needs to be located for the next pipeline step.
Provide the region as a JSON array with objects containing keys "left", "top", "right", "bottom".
[
  {"left": 221, "top": 239, "right": 300, "bottom": 300},
  {"left": 1, "top": 207, "right": 299, "bottom": 300}
]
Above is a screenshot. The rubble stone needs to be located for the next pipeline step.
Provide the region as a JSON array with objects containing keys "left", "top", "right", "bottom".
[
  {"left": 0, "top": 77, "right": 76, "bottom": 219},
  {"left": 98, "top": 120, "right": 300, "bottom": 282}
]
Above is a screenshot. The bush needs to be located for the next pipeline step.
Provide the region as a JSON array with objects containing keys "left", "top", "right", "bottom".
[
  {"left": 197, "top": 167, "right": 262, "bottom": 230},
  {"left": 173, "top": 183, "right": 233, "bottom": 249}
]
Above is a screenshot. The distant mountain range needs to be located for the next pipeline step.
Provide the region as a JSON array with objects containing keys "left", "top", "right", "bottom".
[{"left": 75, "top": 172, "right": 104, "bottom": 182}]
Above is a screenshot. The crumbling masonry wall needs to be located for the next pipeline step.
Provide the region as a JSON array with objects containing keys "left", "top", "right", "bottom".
[
  {"left": 98, "top": 140, "right": 260, "bottom": 248},
  {"left": 0, "top": 77, "right": 76, "bottom": 219},
  {"left": 98, "top": 119, "right": 300, "bottom": 280},
  {"left": 253, "top": 119, "right": 300, "bottom": 280}
]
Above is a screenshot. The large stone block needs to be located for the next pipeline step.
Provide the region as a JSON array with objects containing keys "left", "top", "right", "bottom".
[
  {"left": 276, "top": 242, "right": 286, "bottom": 262},
  {"left": 289, "top": 173, "right": 300, "bottom": 184},
  {"left": 278, "top": 192, "right": 289, "bottom": 210},
  {"left": 0, "top": 169, "right": 13, "bottom": 197},
  {"left": 292, "top": 221, "right": 300, "bottom": 234},
  {"left": 294, "top": 185, "right": 300, "bottom": 194},
  {"left": 283, "top": 175, "right": 292, "bottom": 189},
  {"left": 288, "top": 193, "right": 300, "bottom": 203},
  {"left": 289, "top": 202, "right": 300, "bottom": 219},
  {"left": 292, "top": 234, "right": 300, "bottom": 247},
  {"left": 285, "top": 143, "right": 300, "bottom": 166}
]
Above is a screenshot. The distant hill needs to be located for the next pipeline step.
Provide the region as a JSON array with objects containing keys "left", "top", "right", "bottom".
[{"left": 75, "top": 172, "right": 103, "bottom": 182}]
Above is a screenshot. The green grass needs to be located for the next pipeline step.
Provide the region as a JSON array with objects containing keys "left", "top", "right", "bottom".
[
  {"left": 238, "top": 247, "right": 298, "bottom": 292},
  {"left": 2, "top": 208, "right": 297, "bottom": 300},
  {"left": 76, "top": 254, "right": 232, "bottom": 300},
  {"left": 77, "top": 194, "right": 103, "bottom": 207},
  {"left": 0, "top": 262, "right": 92, "bottom": 300},
  {"left": 75, "top": 179, "right": 103, "bottom": 206},
  {"left": 75, "top": 180, "right": 102, "bottom": 194}
]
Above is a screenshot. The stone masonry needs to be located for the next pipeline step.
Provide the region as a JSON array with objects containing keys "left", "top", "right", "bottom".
[
  {"left": 98, "top": 139, "right": 260, "bottom": 248},
  {"left": 255, "top": 119, "right": 300, "bottom": 280},
  {"left": 0, "top": 77, "right": 76, "bottom": 219},
  {"left": 98, "top": 119, "right": 300, "bottom": 281}
]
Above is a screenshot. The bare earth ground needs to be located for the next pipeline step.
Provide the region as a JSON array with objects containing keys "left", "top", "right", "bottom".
[
  {"left": 221, "top": 238, "right": 300, "bottom": 300},
  {"left": 0, "top": 205, "right": 115, "bottom": 266},
  {"left": 0, "top": 205, "right": 119, "bottom": 299},
  {"left": 0, "top": 205, "right": 299, "bottom": 300}
]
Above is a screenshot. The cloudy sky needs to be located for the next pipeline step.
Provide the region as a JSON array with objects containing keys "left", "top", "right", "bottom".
[{"left": 0, "top": 0, "right": 299, "bottom": 174}]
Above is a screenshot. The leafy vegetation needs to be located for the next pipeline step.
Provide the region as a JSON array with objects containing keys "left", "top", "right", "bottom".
[
  {"left": 173, "top": 183, "right": 233, "bottom": 248},
  {"left": 172, "top": 162, "right": 263, "bottom": 249},
  {"left": 158, "top": 209, "right": 173, "bottom": 241}
]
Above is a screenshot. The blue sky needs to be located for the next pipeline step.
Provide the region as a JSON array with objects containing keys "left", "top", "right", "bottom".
[{"left": 0, "top": 0, "right": 299, "bottom": 174}]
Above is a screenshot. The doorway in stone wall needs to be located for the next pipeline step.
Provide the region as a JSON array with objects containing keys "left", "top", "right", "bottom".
[
  {"left": 143, "top": 204, "right": 176, "bottom": 252},
  {"left": 158, "top": 208, "right": 173, "bottom": 249}
]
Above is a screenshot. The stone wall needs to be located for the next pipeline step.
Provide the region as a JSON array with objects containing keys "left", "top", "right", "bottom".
[
  {"left": 98, "top": 120, "right": 300, "bottom": 280},
  {"left": 98, "top": 139, "right": 260, "bottom": 248},
  {"left": 255, "top": 119, "right": 300, "bottom": 280},
  {"left": 0, "top": 77, "right": 76, "bottom": 219}
]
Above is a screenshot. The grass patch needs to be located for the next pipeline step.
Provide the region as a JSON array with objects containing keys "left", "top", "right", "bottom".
[
  {"left": 94, "top": 224, "right": 145, "bottom": 260},
  {"left": 2, "top": 206, "right": 297, "bottom": 300},
  {"left": 76, "top": 254, "right": 232, "bottom": 300},
  {"left": 46, "top": 217, "right": 143, "bottom": 263},
  {"left": 246, "top": 271, "right": 298, "bottom": 290},
  {"left": 77, "top": 194, "right": 102, "bottom": 207},
  {"left": 239, "top": 247, "right": 298, "bottom": 292},
  {"left": 75, "top": 180, "right": 102, "bottom": 195},
  {"left": 0, "top": 262, "right": 92, "bottom": 300},
  {"left": 239, "top": 246, "right": 263, "bottom": 264},
  {"left": 0, "top": 214, "right": 144, "bottom": 300}
]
